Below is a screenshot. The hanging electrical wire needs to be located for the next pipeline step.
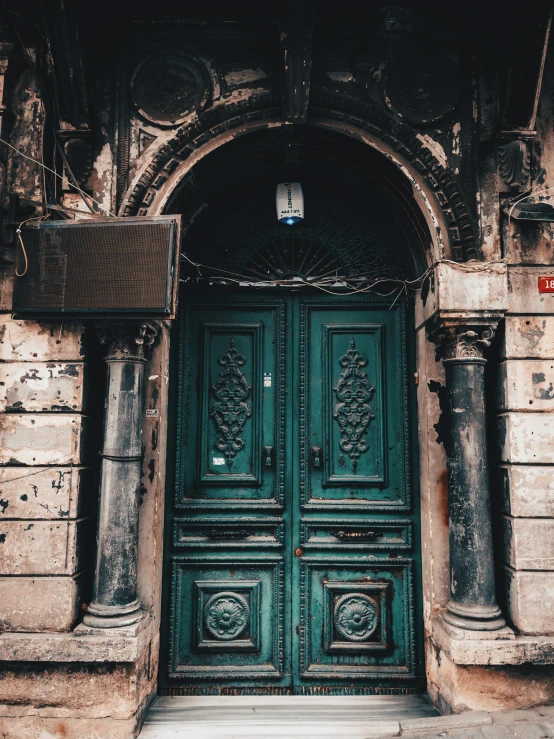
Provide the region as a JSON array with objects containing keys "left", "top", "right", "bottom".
[
  {"left": 180, "top": 252, "right": 438, "bottom": 298},
  {"left": 0, "top": 136, "right": 115, "bottom": 217}
]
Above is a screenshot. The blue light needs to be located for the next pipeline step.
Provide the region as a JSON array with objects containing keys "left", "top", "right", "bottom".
[{"left": 280, "top": 216, "right": 303, "bottom": 226}]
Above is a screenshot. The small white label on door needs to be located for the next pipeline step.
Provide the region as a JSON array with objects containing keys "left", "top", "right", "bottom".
[
  {"left": 264, "top": 372, "right": 272, "bottom": 387},
  {"left": 213, "top": 457, "right": 226, "bottom": 466}
]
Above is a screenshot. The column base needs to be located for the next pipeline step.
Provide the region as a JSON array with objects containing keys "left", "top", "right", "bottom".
[
  {"left": 82, "top": 599, "right": 144, "bottom": 629},
  {"left": 443, "top": 601, "right": 506, "bottom": 631}
]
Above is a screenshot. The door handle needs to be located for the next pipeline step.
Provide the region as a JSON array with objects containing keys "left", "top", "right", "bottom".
[
  {"left": 311, "top": 446, "right": 322, "bottom": 469},
  {"left": 206, "top": 528, "right": 252, "bottom": 540},
  {"left": 331, "top": 530, "right": 379, "bottom": 540},
  {"left": 263, "top": 445, "right": 274, "bottom": 469}
]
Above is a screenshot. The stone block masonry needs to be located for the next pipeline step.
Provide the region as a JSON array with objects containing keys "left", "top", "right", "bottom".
[
  {"left": 496, "top": 266, "right": 554, "bottom": 636},
  {"left": 0, "top": 305, "right": 92, "bottom": 632}
]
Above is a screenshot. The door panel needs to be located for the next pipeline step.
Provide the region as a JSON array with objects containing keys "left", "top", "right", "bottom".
[
  {"left": 163, "top": 292, "right": 421, "bottom": 694},
  {"left": 169, "top": 298, "right": 291, "bottom": 690},
  {"left": 176, "top": 301, "right": 285, "bottom": 507},
  {"left": 301, "top": 302, "right": 409, "bottom": 508},
  {"left": 170, "top": 557, "right": 284, "bottom": 680},
  {"left": 298, "top": 559, "right": 415, "bottom": 679}
]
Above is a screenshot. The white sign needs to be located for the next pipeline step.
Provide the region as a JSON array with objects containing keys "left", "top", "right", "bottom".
[
  {"left": 276, "top": 182, "right": 304, "bottom": 225},
  {"left": 264, "top": 372, "right": 272, "bottom": 387},
  {"left": 213, "top": 457, "right": 226, "bottom": 466}
]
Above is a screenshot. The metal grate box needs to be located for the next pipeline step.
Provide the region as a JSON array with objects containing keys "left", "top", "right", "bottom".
[{"left": 12, "top": 216, "right": 181, "bottom": 318}]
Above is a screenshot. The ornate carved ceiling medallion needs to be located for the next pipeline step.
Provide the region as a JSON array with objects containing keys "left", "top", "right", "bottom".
[
  {"left": 131, "top": 52, "right": 210, "bottom": 127},
  {"left": 384, "top": 54, "right": 459, "bottom": 125}
]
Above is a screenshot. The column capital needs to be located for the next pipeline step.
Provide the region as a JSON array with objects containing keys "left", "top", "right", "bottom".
[
  {"left": 95, "top": 320, "right": 161, "bottom": 361},
  {"left": 429, "top": 319, "right": 498, "bottom": 361}
]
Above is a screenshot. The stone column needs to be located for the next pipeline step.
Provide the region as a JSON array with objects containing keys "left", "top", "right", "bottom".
[
  {"left": 437, "top": 322, "right": 506, "bottom": 631},
  {"left": 83, "top": 321, "right": 159, "bottom": 629}
]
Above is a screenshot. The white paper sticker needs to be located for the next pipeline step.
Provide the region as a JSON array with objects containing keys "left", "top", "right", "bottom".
[
  {"left": 264, "top": 372, "right": 272, "bottom": 387},
  {"left": 213, "top": 457, "right": 226, "bottom": 466},
  {"left": 145, "top": 409, "right": 158, "bottom": 417}
]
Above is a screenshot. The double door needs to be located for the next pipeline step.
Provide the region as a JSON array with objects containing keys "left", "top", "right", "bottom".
[{"left": 163, "top": 292, "right": 421, "bottom": 693}]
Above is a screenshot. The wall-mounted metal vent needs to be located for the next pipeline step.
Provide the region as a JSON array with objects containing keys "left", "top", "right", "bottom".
[{"left": 12, "top": 216, "right": 181, "bottom": 318}]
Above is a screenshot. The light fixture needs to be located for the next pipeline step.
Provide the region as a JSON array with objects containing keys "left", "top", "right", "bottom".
[{"left": 276, "top": 182, "right": 304, "bottom": 225}]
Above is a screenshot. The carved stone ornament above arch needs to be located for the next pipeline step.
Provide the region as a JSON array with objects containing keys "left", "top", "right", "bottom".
[
  {"left": 130, "top": 52, "right": 211, "bottom": 127},
  {"left": 120, "top": 91, "right": 479, "bottom": 263}
]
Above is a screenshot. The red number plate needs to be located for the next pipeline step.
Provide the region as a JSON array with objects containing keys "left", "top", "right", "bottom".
[{"left": 539, "top": 276, "right": 554, "bottom": 293}]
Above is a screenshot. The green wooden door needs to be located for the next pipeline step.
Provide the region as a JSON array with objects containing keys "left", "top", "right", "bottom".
[{"left": 162, "top": 291, "right": 422, "bottom": 694}]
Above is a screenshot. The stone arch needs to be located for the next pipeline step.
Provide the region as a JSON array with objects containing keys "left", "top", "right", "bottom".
[{"left": 120, "top": 91, "right": 479, "bottom": 264}]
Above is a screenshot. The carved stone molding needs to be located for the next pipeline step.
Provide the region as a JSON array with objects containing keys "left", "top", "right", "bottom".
[
  {"left": 131, "top": 52, "right": 211, "bottom": 127},
  {"left": 498, "top": 131, "right": 533, "bottom": 192},
  {"left": 431, "top": 323, "right": 497, "bottom": 361},
  {"left": 96, "top": 321, "right": 161, "bottom": 361},
  {"left": 384, "top": 53, "right": 459, "bottom": 125},
  {"left": 120, "top": 91, "right": 479, "bottom": 262},
  {"left": 63, "top": 135, "right": 94, "bottom": 186}
]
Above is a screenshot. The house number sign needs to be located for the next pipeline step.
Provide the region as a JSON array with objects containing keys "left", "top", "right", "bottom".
[{"left": 539, "top": 276, "right": 554, "bottom": 293}]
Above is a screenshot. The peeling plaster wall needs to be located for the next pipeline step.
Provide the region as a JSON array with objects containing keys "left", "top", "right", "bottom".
[
  {"left": 494, "top": 56, "right": 554, "bottom": 639},
  {"left": 0, "top": 312, "right": 91, "bottom": 632},
  {"left": 3, "top": 18, "right": 554, "bottom": 736}
]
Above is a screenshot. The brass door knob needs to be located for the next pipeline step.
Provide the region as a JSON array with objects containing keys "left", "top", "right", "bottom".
[{"left": 295, "top": 547, "right": 304, "bottom": 557}]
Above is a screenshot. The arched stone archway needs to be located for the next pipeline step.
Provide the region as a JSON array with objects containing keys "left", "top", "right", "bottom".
[
  {"left": 132, "top": 113, "right": 445, "bottom": 694},
  {"left": 120, "top": 93, "right": 479, "bottom": 265},
  {"left": 102, "top": 91, "right": 506, "bottom": 700}
]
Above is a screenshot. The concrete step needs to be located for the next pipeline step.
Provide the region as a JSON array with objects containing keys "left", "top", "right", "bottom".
[{"left": 139, "top": 695, "right": 438, "bottom": 739}]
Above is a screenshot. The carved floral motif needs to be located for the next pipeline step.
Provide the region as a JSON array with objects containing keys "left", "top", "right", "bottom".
[
  {"left": 210, "top": 339, "right": 251, "bottom": 467},
  {"left": 334, "top": 593, "right": 379, "bottom": 641},
  {"left": 333, "top": 339, "right": 375, "bottom": 472},
  {"left": 204, "top": 592, "right": 250, "bottom": 640},
  {"left": 96, "top": 321, "right": 160, "bottom": 360},
  {"left": 444, "top": 326, "right": 495, "bottom": 359}
]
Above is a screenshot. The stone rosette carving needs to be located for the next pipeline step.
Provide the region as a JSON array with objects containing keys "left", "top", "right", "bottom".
[
  {"left": 204, "top": 592, "right": 250, "bottom": 641},
  {"left": 334, "top": 593, "right": 379, "bottom": 641},
  {"left": 210, "top": 339, "right": 252, "bottom": 467},
  {"left": 96, "top": 321, "right": 161, "bottom": 360},
  {"left": 131, "top": 52, "right": 210, "bottom": 127},
  {"left": 333, "top": 339, "right": 375, "bottom": 472},
  {"left": 383, "top": 53, "right": 459, "bottom": 124}
]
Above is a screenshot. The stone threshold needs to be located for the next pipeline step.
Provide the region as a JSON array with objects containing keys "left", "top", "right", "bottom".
[
  {"left": 432, "top": 615, "right": 554, "bottom": 665},
  {"left": 139, "top": 695, "right": 438, "bottom": 739},
  {"left": 0, "top": 614, "right": 154, "bottom": 662}
]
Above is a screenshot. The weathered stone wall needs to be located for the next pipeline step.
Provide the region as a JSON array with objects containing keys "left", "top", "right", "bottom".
[
  {"left": 0, "top": 316, "right": 91, "bottom": 632},
  {"left": 496, "top": 55, "right": 554, "bottom": 638},
  {"left": 2, "top": 11, "right": 554, "bottom": 734}
]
